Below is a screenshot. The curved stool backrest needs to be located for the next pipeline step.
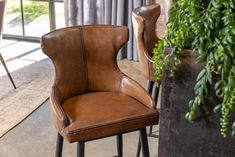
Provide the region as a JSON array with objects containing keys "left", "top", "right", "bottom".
[{"left": 132, "top": 4, "right": 161, "bottom": 81}]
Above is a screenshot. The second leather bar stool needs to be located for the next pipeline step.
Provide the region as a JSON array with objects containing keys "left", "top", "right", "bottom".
[
  {"left": 132, "top": 3, "right": 162, "bottom": 157},
  {"left": 132, "top": 3, "right": 161, "bottom": 101}
]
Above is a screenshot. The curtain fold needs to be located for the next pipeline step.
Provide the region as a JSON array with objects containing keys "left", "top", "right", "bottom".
[{"left": 64, "top": 0, "right": 154, "bottom": 61}]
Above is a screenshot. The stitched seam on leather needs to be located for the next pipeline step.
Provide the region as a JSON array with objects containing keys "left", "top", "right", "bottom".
[
  {"left": 79, "top": 27, "right": 89, "bottom": 90},
  {"left": 65, "top": 113, "right": 158, "bottom": 135},
  {"left": 66, "top": 115, "right": 158, "bottom": 135},
  {"left": 51, "top": 89, "right": 69, "bottom": 126}
]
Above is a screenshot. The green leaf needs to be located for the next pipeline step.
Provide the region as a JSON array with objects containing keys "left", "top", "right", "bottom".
[
  {"left": 185, "top": 112, "right": 193, "bottom": 123},
  {"left": 232, "top": 131, "right": 235, "bottom": 138},
  {"left": 215, "top": 80, "right": 222, "bottom": 91},
  {"left": 232, "top": 122, "right": 235, "bottom": 130},
  {"left": 207, "top": 70, "right": 212, "bottom": 84},
  {"left": 153, "top": 0, "right": 235, "bottom": 139},
  {"left": 214, "top": 104, "right": 222, "bottom": 112},
  {"left": 197, "top": 54, "right": 207, "bottom": 63},
  {"left": 197, "top": 69, "right": 206, "bottom": 81}
]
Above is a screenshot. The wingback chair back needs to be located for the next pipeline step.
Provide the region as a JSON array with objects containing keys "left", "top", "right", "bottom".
[
  {"left": 132, "top": 4, "right": 161, "bottom": 81},
  {"left": 41, "top": 26, "right": 129, "bottom": 104}
]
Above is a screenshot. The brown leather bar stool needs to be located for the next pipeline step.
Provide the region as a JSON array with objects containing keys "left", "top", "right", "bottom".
[
  {"left": 41, "top": 25, "right": 159, "bottom": 157},
  {"left": 132, "top": 3, "right": 161, "bottom": 157},
  {"left": 0, "top": 0, "right": 16, "bottom": 89}
]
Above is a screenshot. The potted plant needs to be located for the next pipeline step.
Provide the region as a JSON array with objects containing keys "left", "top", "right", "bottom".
[{"left": 153, "top": 0, "right": 235, "bottom": 156}]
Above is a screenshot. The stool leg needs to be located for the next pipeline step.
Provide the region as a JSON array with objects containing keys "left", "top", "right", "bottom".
[
  {"left": 117, "top": 134, "right": 123, "bottom": 157},
  {"left": 149, "top": 125, "right": 154, "bottom": 135},
  {"left": 136, "top": 137, "right": 141, "bottom": 157},
  {"left": 140, "top": 128, "right": 150, "bottom": 157},
  {"left": 146, "top": 80, "right": 154, "bottom": 94},
  {"left": 149, "top": 84, "right": 160, "bottom": 134},
  {"left": 55, "top": 133, "right": 63, "bottom": 157},
  {"left": 136, "top": 80, "right": 154, "bottom": 157},
  {"left": 77, "top": 141, "right": 85, "bottom": 157},
  {"left": 0, "top": 53, "right": 16, "bottom": 89},
  {"left": 151, "top": 84, "right": 159, "bottom": 104}
]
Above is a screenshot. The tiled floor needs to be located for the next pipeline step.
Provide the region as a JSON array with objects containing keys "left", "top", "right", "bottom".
[{"left": 0, "top": 40, "right": 159, "bottom": 157}]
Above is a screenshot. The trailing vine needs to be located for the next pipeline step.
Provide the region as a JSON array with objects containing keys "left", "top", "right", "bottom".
[
  {"left": 153, "top": 0, "right": 206, "bottom": 82},
  {"left": 153, "top": 0, "right": 235, "bottom": 138}
]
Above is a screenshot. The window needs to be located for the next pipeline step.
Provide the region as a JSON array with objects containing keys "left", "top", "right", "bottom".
[{"left": 3, "top": 0, "right": 65, "bottom": 41}]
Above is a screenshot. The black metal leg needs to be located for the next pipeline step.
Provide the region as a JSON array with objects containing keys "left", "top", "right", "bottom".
[
  {"left": 139, "top": 128, "right": 150, "bottom": 157},
  {"left": 148, "top": 80, "right": 156, "bottom": 135},
  {"left": 149, "top": 84, "right": 160, "bottom": 134},
  {"left": 136, "top": 137, "right": 141, "bottom": 157},
  {"left": 55, "top": 133, "right": 63, "bottom": 157},
  {"left": 117, "top": 134, "right": 123, "bottom": 157},
  {"left": 0, "top": 53, "right": 16, "bottom": 89},
  {"left": 151, "top": 84, "right": 159, "bottom": 104},
  {"left": 146, "top": 80, "right": 154, "bottom": 95},
  {"left": 149, "top": 125, "right": 154, "bottom": 135},
  {"left": 136, "top": 80, "right": 154, "bottom": 157},
  {"left": 77, "top": 141, "right": 85, "bottom": 157}
]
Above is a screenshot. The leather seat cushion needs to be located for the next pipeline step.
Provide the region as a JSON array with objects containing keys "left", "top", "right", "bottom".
[{"left": 62, "top": 92, "right": 158, "bottom": 142}]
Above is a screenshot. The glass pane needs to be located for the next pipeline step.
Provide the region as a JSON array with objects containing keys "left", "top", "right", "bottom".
[
  {"left": 24, "top": 1, "right": 50, "bottom": 37},
  {"left": 3, "top": 0, "right": 23, "bottom": 35},
  {"left": 55, "top": 2, "right": 65, "bottom": 29}
]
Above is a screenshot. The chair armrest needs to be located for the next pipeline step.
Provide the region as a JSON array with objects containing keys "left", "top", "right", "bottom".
[
  {"left": 119, "top": 74, "right": 155, "bottom": 108},
  {"left": 50, "top": 87, "right": 69, "bottom": 133}
]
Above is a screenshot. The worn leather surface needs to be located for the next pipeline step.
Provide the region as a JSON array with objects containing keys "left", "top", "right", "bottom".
[
  {"left": 41, "top": 25, "right": 159, "bottom": 143},
  {"left": 63, "top": 92, "right": 158, "bottom": 142},
  {"left": 132, "top": 4, "right": 161, "bottom": 81}
]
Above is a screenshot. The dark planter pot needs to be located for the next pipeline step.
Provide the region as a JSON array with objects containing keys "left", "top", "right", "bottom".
[{"left": 158, "top": 48, "right": 235, "bottom": 157}]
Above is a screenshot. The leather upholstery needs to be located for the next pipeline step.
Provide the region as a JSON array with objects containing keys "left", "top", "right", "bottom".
[
  {"left": 41, "top": 25, "right": 159, "bottom": 143},
  {"left": 62, "top": 92, "right": 158, "bottom": 142},
  {"left": 132, "top": 4, "right": 161, "bottom": 81}
]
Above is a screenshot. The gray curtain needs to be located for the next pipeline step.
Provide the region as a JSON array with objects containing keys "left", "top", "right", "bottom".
[{"left": 64, "top": 0, "right": 154, "bottom": 61}]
